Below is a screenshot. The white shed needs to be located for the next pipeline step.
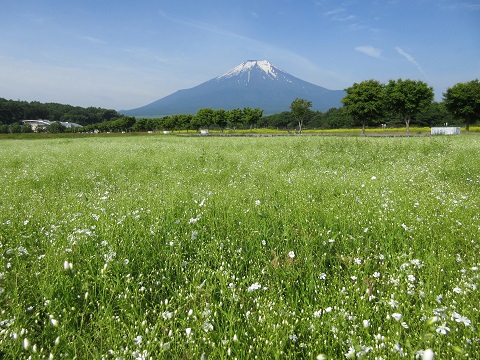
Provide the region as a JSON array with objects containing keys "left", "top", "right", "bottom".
[{"left": 431, "top": 127, "right": 461, "bottom": 135}]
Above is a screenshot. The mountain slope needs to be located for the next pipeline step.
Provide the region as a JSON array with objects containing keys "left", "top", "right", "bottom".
[{"left": 122, "top": 60, "right": 345, "bottom": 116}]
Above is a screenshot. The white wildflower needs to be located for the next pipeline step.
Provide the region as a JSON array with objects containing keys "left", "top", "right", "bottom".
[
  {"left": 134, "top": 335, "right": 143, "bottom": 346},
  {"left": 436, "top": 323, "right": 450, "bottom": 335},
  {"left": 391, "top": 313, "right": 402, "bottom": 321},
  {"left": 422, "top": 349, "right": 434, "bottom": 360},
  {"left": 453, "top": 286, "right": 462, "bottom": 294},
  {"left": 23, "top": 338, "right": 30, "bottom": 350},
  {"left": 162, "top": 311, "right": 173, "bottom": 320},
  {"left": 248, "top": 282, "right": 262, "bottom": 292}
]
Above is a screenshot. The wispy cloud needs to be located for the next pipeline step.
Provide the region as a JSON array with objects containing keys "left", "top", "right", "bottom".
[
  {"left": 440, "top": 1, "right": 480, "bottom": 11},
  {"left": 324, "top": 8, "right": 355, "bottom": 21},
  {"left": 395, "top": 46, "right": 426, "bottom": 76},
  {"left": 355, "top": 46, "right": 381, "bottom": 58},
  {"left": 462, "top": 2, "right": 480, "bottom": 10},
  {"left": 156, "top": 10, "right": 320, "bottom": 82},
  {"left": 79, "top": 36, "right": 105, "bottom": 44}
]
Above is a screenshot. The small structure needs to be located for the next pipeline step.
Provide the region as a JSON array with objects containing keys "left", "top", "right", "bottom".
[
  {"left": 22, "top": 119, "right": 82, "bottom": 132},
  {"left": 431, "top": 127, "right": 461, "bottom": 135}
]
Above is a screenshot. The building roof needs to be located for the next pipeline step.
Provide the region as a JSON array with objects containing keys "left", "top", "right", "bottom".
[{"left": 22, "top": 119, "right": 82, "bottom": 128}]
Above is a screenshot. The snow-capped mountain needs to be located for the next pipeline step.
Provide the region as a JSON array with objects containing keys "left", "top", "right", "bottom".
[
  {"left": 217, "top": 60, "right": 284, "bottom": 81},
  {"left": 122, "top": 60, "right": 345, "bottom": 116}
]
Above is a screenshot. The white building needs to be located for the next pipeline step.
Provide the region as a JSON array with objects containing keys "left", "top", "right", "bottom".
[
  {"left": 431, "top": 127, "right": 461, "bottom": 135},
  {"left": 22, "top": 119, "right": 82, "bottom": 132}
]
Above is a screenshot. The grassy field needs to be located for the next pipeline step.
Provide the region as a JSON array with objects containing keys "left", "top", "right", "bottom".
[{"left": 0, "top": 135, "right": 479, "bottom": 359}]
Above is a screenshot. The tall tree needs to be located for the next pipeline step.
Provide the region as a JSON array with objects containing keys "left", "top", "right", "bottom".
[
  {"left": 193, "top": 108, "right": 214, "bottom": 130},
  {"left": 213, "top": 109, "right": 228, "bottom": 132},
  {"left": 443, "top": 79, "right": 480, "bottom": 132},
  {"left": 290, "top": 98, "right": 312, "bottom": 134},
  {"left": 227, "top": 108, "right": 244, "bottom": 131},
  {"left": 341, "top": 80, "right": 386, "bottom": 135},
  {"left": 385, "top": 79, "right": 434, "bottom": 133},
  {"left": 243, "top": 107, "right": 263, "bottom": 132}
]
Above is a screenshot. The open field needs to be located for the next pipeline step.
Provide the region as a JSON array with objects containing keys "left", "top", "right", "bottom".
[{"left": 1, "top": 135, "right": 479, "bottom": 359}]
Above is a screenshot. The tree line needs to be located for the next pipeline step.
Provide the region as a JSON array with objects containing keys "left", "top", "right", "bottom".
[
  {"left": 0, "top": 98, "right": 121, "bottom": 131},
  {"left": 341, "top": 78, "right": 480, "bottom": 134},
  {"left": 1, "top": 79, "right": 478, "bottom": 134}
]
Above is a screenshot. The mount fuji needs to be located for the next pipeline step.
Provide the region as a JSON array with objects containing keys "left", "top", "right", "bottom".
[{"left": 121, "top": 60, "right": 345, "bottom": 116}]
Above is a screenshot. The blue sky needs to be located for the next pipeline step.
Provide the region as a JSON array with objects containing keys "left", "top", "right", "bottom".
[{"left": 0, "top": 0, "right": 479, "bottom": 110}]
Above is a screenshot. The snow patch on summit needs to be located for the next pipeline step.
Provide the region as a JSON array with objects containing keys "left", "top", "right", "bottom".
[{"left": 217, "top": 60, "right": 280, "bottom": 81}]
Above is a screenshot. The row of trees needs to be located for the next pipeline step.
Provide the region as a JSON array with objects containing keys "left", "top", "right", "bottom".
[
  {"left": 0, "top": 98, "right": 121, "bottom": 125},
  {"left": 126, "top": 107, "right": 263, "bottom": 133},
  {"left": 341, "top": 79, "right": 480, "bottom": 134}
]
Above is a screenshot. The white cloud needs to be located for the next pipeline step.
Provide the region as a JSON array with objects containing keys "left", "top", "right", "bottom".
[
  {"left": 355, "top": 46, "right": 381, "bottom": 58},
  {"left": 395, "top": 46, "right": 426, "bottom": 76}
]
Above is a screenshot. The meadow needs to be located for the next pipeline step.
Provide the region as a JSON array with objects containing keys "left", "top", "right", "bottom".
[{"left": 0, "top": 134, "right": 479, "bottom": 359}]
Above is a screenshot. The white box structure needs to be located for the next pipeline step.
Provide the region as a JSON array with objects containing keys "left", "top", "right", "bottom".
[{"left": 431, "top": 127, "right": 461, "bottom": 135}]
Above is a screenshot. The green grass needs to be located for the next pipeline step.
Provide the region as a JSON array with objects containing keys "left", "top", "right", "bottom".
[{"left": 0, "top": 135, "right": 479, "bottom": 359}]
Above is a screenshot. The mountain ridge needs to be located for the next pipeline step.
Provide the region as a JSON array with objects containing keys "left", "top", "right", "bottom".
[{"left": 121, "top": 60, "right": 345, "bottom": 116}]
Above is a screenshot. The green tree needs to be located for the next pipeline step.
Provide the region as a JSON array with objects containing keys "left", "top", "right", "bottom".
[
  {"left": 385, "top": 79, "right": 434, "bottom": 133},
  {"left": 133, "top": 118, "right": 150, "bottom": 132},
  {"left": 178, "top": 114, "right": 194, "bottom": 131},
  {"left": 243, "top": 107, "right": 263, "bottom": 132},
  {"left": 443, "top": 79, "right": 480, "bottom": 132},
  {"left": 341, "top": 80, "right": 386, "bottom": 135},
  {"left": 416, "top": 102, "right": 453, "bottom": 127},
  {"left": 290, "top": 98, "right": 312, "bottom": 134},
  {"left": 9, "top": 123, "right": 23, "bottom": 133},
  {"left": 227, "top": 108, "right": 244, "bottom": 131},
  {"left": 161, "top": 116, "right": 176, "bottom": 131},
  {"left": 213, "top": 109, "right": 228, "bottom": 132},
  {"left": 264, "top": 112, "right": 295, "bottom": 129},
  {"left": 46, "top": 121, "right": 66, "bottom": 133},
  {"left": 194, "top": 108, "right": 214, "bottom": 130}
]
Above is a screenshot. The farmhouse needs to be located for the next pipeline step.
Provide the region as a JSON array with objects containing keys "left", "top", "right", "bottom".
[{"left": 22, "top": 119, "right": 82, "bottom": 132}]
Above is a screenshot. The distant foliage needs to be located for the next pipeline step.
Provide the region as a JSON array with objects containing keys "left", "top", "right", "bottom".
[
  {"left": 81, "top": 117, "right": 136, "bottom": 132},
  {"left": 443, "top": 79, "right": 480, "bottom": 132},
  {"left": 0, "top": 98, "right": 121, "bottom": 126}
]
